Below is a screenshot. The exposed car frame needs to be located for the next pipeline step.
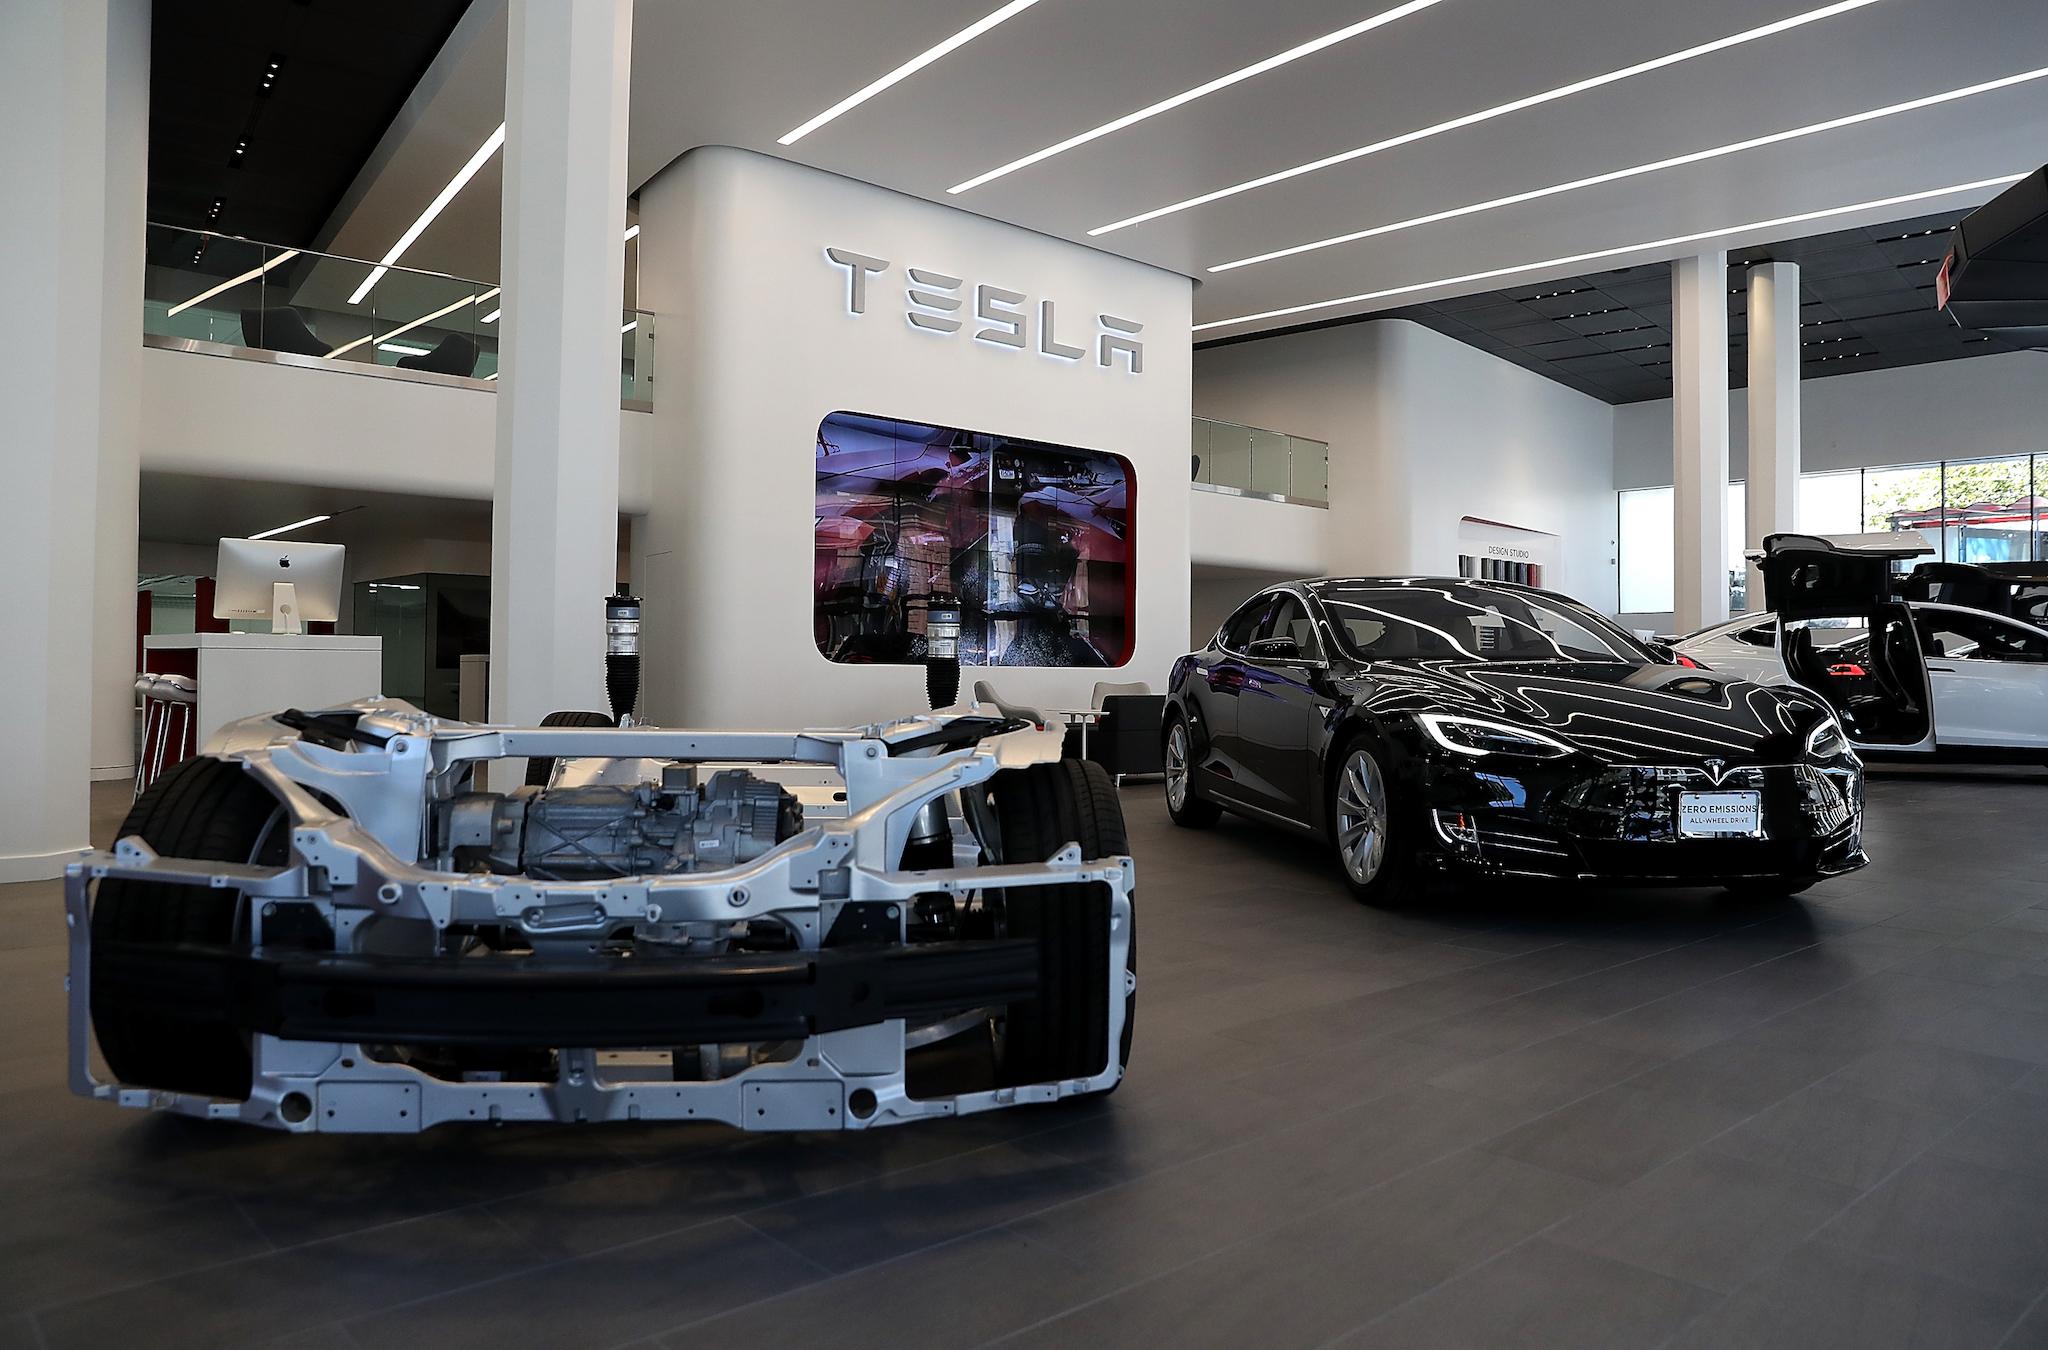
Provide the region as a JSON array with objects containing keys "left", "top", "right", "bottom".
[{"left": 67, "top": 701, "right": 1134, "bottom": 1134}]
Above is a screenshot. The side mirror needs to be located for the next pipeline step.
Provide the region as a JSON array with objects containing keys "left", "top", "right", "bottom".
[{"left": 1246, "top": 636, "right": 1304, "bottom": 662}]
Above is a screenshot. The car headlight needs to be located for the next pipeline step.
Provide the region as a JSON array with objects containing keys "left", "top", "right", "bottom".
[
  {"left": 1804, "top": 716, "right": 1850, "bottom": 760},
  {"left": 1416, "top": 712, "right": 1573, "bottom": 759}
]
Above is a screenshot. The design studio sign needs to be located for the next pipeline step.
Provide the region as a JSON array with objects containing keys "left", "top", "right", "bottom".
[{"left": 825, "top": 247, "right": 1144, "bottom": 374}]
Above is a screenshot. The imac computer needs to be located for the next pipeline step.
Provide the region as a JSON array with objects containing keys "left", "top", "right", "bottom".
[{"left": 214, "top": 538, "right": 345, "bottom": 634}]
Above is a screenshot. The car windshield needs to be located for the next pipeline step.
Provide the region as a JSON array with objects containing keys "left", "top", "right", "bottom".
[{"left": 1315, "top": 581, "right": 1653, "bottom": 665}]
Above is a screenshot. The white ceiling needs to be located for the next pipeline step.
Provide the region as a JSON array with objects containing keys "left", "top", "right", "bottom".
[{"left": 315, "top": 0, "right": 2048, "bottom": 341}]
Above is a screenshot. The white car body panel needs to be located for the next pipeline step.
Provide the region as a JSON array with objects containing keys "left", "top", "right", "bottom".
[{"left": 1675, "top": 606, "right": 2048, "bottom": 754}]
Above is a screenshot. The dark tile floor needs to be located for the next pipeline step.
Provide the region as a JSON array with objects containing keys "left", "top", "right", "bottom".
[{"left": 5, "top": 767, "right": 2048, "bottom": 1349}]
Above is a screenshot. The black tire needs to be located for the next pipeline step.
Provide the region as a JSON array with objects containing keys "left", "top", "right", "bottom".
[
  {"left": 90, "top": 756, "right": 288, "bottom": 1100},
  {"left": 1162, "top": 713, "right": 1222, "bottom": 828},
  {"left": 1327, "top": 730, "right": 1416, "bottom": 906},
  {"left": 984, "top": 759, "right": 1136, "bottom": 1088},
  {"left": 524, "top": 709, "right": 618, "bottom": 786}
]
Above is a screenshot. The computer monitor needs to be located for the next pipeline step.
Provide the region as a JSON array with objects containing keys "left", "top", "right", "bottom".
[{"left": 214, "top": 538, "right": 344, "bottom": 634}]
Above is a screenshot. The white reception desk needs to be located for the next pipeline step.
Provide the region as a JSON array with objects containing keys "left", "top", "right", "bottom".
[{"left": 142, "top": 633, "right": 384, "bottom": 746}]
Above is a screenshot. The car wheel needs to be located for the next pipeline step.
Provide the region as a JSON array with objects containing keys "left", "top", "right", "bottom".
[
  {"left": 90, "top": 756, "right": 289, "bottom": 1101},
  {"left": 1162, "top": 715, "right": 1221, "bottom": 828},
  {"left": 1329, "top": 735, "right": 1412, "bottom": 905},
  {"left": 524, "top": 709, "right": 618, "bottom": 785},
  {"left": 984, "top": 759, "right": 1136, "bottom": 1090}
]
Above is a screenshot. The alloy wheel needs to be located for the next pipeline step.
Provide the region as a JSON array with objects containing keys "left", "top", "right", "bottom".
[
  {"left": 1335, "top": 747, "right": 1389, "bottom": 885},
  {"left": 1164, "top": 722, "right": 1190, "bottom": 811}
]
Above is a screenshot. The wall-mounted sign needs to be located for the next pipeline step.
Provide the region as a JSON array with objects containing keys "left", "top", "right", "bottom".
[
  {"left": 1456, "top": 516, "right": 1559, "bottom": 587},
  {"left": 826, "top": 247, "right": 1144, "bottom": 374}
]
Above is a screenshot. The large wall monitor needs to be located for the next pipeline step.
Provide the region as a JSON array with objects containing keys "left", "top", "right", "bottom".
[{"left": 814, "top": 411, "right": 1134, "bottom": 668}]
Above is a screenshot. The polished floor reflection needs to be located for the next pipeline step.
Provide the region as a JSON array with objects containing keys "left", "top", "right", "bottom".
[{"left": 4, "top": 767, "right": 2047, "bottom": 1349}]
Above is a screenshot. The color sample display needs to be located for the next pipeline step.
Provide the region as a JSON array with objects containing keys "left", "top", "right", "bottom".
[{"left": 814, "top": 411, "right": 1133, "bottom": 668}]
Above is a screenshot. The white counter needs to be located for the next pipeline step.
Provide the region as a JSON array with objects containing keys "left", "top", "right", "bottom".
[{"left": 143, "top": 633, "right": 384, "bottom": 745}]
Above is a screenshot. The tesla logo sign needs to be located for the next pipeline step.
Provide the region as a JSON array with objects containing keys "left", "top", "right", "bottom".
[{"left": 825, "top": 247, "right": 1144, "bottom": 374}]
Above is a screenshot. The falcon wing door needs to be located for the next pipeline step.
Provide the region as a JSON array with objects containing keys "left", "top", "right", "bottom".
[{"left": 1762, "top": 533, "right": 1933, "bottom": 750}]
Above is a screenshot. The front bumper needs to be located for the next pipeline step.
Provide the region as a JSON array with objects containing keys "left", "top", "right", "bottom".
[{"left": 1415, "top": 758, "right": 1867, "bottom": 885}]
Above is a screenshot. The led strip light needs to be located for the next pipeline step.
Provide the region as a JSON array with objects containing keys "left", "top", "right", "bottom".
[
  {"left": 779, "top": 0, "right": 1044, "bottom": 146},
  {"left": 1211, "top": 68, "right": 2048, "bottom": 273},
  {"left": 349, "top": 123, "right": 506, "bottom": 305},
  {"left": 326, "top": 287, "right": 500, "bottom": 359},
  {"left": 1093, "top": 0, "right": 1893, "bottom": 237},
  {"left": 947, "top": 0, "right": 1448, "bottom": 195},
  {"left": 166, "top": 249, "right": 301, "bottom": 317},
  {"left": 1192, "top": 174, "right": 2024, "bottom": 333}
]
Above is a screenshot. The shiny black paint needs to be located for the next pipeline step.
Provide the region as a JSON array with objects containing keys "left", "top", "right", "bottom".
[{"left": 1167, "top": 578, "right": 1868, "bottom": 886}]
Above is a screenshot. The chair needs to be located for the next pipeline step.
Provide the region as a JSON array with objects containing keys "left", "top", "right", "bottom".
[
  {"left": 1090, "top": 679, "right": 1150, "bottom": 709},
  {"left": 396, "top": 333, "right": 479, "bottom": 377},
  {"left": 972, "top": 679, "right": 1046, "bottom": 727},
  {"left": 238, "top": 305, "right": 327, "bottom": 356},
  {"left": 1089, "top": 693, "right": 1166, "bottom": 783},
  {"left": 136, "top": 673, "right": 198, "bottom": 795}
]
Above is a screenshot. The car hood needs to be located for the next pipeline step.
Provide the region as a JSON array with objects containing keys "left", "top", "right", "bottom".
[{"left": 1363, "top": 659, "right": 1832, "bottom": 765}]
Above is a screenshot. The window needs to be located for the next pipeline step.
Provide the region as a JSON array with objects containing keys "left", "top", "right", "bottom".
[
  {"left": 1918, "top": 611, "right": 2048, "bottom": 663},
  {"left": 1261, "top": 594, "right": 1320, "bottom": 658},
  {"left": 1614, "top": 483, "right": 1746, "bottom": 615},
  {"left": 1219, "top": 595, "right": 1272, "bottom": 651},
  {"left": 1318, "top": 581, "right": 1650, "bottom": 664}
]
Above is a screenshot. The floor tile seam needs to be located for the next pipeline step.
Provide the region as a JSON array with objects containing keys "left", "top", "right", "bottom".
[
  {"left": 1639, "top": 1075, "right": 2031, "bottom": 1319},
  {"left": 728, "top": 1213, "right": 841, "bottom": 1279},
  {"left": 1992, "top": 1284, "right": 2048, "bottom": 1349},
  {"left": 963, "top": 1128, "right": 1583, "bottom": 1350},
  {"left": 23, "top": 1130, "right": 1024, "bottom": 1325},
  {"left": 1304, "top": 1219, "right": 1722, "bottom": 1350},
  {"left": 16, "top": 1188, "right": 296, "bottom": 1318}
]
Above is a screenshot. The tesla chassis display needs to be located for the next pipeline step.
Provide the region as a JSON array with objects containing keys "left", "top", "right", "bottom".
[{"left": 65, "top": 702, "right": 1135, "bottom": 1134}]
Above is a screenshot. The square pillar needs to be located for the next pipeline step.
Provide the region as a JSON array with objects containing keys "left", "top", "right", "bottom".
[
  {"left": 0, "top": 0, "right": 148, "bottom": 879},
  {"left": 488, "top": 0, "right": 634, "bottom": 725},
  {"left": 1745, "top": 261, "right": 1801, "bottom": 610},
  {"left": 1671, "top": 252, "right": 1731, "bottom": 633}
]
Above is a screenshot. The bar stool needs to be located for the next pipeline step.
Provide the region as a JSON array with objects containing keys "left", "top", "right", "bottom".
[{"left": 137, "top": 674, "right": 198, "bottom": 795}]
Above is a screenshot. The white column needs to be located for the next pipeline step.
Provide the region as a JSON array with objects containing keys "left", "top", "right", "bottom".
[
  {"left": 0, "top": 0, "right": 148, "bottom": 880},
  {"left": 1744, "top": 261, "right": 1801, "bottom": 611},
  {"left": 489, "top": 0, "right": 634, "bottom": 726},
  {"left": 1671, "top": 252, "right": 1731, "bottom": 633},
  {"left": 92, "top": 0, "right": 150, "bottom": 780}
]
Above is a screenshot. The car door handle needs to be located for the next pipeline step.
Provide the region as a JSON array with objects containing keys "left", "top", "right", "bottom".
[{"left": 1926, "top": 665, "right": 1955, "bottom": 673}]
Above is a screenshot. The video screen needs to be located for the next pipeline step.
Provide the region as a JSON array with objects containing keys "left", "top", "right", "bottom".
[{"left": 814, "top": 411, "right": 1134, "bottom": 668}]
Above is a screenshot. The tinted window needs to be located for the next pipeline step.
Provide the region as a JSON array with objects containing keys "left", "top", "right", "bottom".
[
  {"left": 1919, "top": 611, "right": 2048, "bottom": 662},
  {"left": 1218, "top": 595, "right": 1272, "bottom": 651},
  {"left": 1316, "top": 582, "right": 1651, "bottom": 664},
  {"left": 1261, "top": 594, "right": 1320, "bottom": 657}
]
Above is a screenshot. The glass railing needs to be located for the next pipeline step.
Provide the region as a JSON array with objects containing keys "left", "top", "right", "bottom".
[
  {"left": 143, "top": 224, "right": 652, "bottom": 408},
  {"left": 1191, "top": 416, "right": 1329, "bottom": 505}
]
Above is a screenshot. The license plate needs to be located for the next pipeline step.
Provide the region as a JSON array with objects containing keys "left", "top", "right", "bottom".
[{"left": 1677, "top": 790, "right": 1762, "bottom": 838}]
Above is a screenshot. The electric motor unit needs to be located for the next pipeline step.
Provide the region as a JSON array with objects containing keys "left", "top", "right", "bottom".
[{"left": 438, "top": 767, "right": 802, "bottom": 880}]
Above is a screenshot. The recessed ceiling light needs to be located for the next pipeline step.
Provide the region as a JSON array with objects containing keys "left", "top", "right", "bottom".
[
  {"left": 1208, "top": 65, "right": 2048, "bottom": 272},
  {"left": 249, "top": 514, "right": 331, "bottom": 541},
  {"left": 1094, "top": 0, "right": 1892, "bottom": 237},
  {"left": 481, "top": 308, "right": 501, "bottom": 324},
  {"left": 778, "top": 0, "right": 1043, "bottom": 146},
  {"left": 947, "top": 0, "right": 1447, "bottom": 195},
  {"left": 348, "top": 122, "right": 506, "bottom": 306},
  {"left": 326, "top": 286, "right": 499, "bottom": 359},
  {"left": 623, "top": 224, "right": 640, "bottom": 242},
  {"left": 620, "top": 320, "right": 636, "bottom": 334},
  {"left": 167, "top": 248, "right": 302, "bottom": 317},
  {"left": 1191, "top": 174, "right": 2022, "bottom": 333},
  {"left": 377, "top": 342, "right": 432, "bottom": 356}
]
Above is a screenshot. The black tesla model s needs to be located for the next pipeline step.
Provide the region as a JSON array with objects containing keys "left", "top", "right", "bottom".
[{"left": 1164, "top": 577, "right": 1867, "bottom": 903}]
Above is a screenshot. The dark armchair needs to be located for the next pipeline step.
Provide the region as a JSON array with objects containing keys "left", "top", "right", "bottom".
[
  {"left": 1088, "top": 693, "right": 1165, "bottom": 782},
  {"left": 238, "top": 305, "right": 327, "bottom": 356},
  {"left": 396, "top": 332, "right": 480, "bottom": 377}
]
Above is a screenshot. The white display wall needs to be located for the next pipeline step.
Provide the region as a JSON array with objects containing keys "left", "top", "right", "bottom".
[{"left": 635, "top": 147, "right": 1194, "bottom": 727}]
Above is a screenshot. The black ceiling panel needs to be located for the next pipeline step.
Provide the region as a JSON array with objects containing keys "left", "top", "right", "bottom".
[
  {"left": 1212, "top": 207, "right": 2022, "bottom": 405},
  {"left": 148, "top": 1, "right": 472, "bottom": 271}
]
